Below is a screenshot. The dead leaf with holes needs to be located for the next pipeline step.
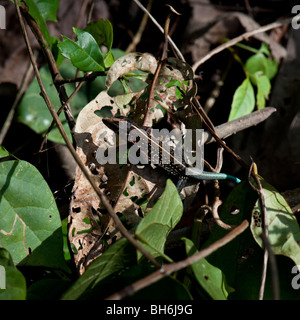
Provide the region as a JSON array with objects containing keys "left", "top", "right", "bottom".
[{"left": 69, "top": 52, "right": 200, "bottom": 274}]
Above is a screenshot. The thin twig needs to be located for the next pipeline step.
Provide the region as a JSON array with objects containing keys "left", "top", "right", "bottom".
[
  {"left": 106, "top": 219, "right": 249, "bottom": 300},
  {"left": 126, "top": 0, "right": 153, "bottom": 53},
  {"left": 87, "top": 0, "right": 95, "bottom": 24},
  {"left": 192, "top": 98, "right": 248, "bottom": 170},
  {"left": 210, "top": 148, "right": 235, "bottom": 230},
  {"left": 211, "top": 198, "right": 234, "bottom": 230},
  {"left": 39, "top": 81, "right": 85, "bottom": 152},
  {"left": 15, "top": 0, "right": 161, "bottom": 271},
  {"left": 144, "top": 5, "right": 178, "bottom": 124},
  {"left": 248, "top": 162, "right": 279, "bottom": 300},
  {"left": 132, "top": 0, "right": 185, "bottom": 61},
  {"left": 74, "top": 0, "right": 90, "bottom": 35},
  {"left": 215, "top": 146, "right": 224, "bottom": 173},
  {"left": 260, "top": 232, "right": 280, "bottom": 300},
  {"left": 192, "top": 16, "right": 295, "bottom": 71},
  {"left": 20, "top": 1, "right": 76, "bottom": 136}
]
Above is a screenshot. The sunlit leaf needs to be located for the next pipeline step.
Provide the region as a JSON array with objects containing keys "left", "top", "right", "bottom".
[
  {"left": 252, "top": 72, "right": 271, "bottom": 109},
  {"left": 135, "top": 179, "right": 183, "bottom": 261},
  {"left": 58, "top": 28, "right": 105, "bottom": 72},
  {"left": 229, "top": 77, "right": 255, "bottom": 121},
  {"left": 245, "top": 52, "right": 277, "bottom": 80}
]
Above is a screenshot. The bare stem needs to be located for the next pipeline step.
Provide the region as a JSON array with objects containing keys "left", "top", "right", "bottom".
[
  {"left": 248, "top": 162, "right": 280, "bottom": 300},
  {"left": 126, "top": 0, "right": 153, "bottom": 52},
  {"left": 192, "top": 17, "right": 294, "bottom": 71},
  {"left": 20, "top": 1, "right": 76, "bottom": 136},
  {"left": 132, "top": 0, "right": 184, "bottom": 61},
  {"left": 106, "top": 219, "right": 249, "bottom": 300}
]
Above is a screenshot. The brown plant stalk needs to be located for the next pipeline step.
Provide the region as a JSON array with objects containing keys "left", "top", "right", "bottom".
[{"left": 14, "top": 0, "right": 162, "bottom": 271}]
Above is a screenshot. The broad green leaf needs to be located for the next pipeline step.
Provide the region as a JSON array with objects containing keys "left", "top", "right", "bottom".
[
  {"left": 61, "top": 238, "right": 136, "bottom": 300},
  {"left": 58, "top": 28, "right": 105, "bottom": 72},
  {"left": 17, "top": 61, "right": 88, "bottom": 144},
  {"left": 0, "top": 248, "right": 26, "bottom": 300},
  {"left": 135, "top": 179, "right": 183, "bottom": 261},
  {"left": 245, "top": 52, "right": 277, "bottom": 80},
  {"left": 32, "top": 0, "right": 59, "bottom": 22},
  {"left": 0, "top": 160, "right": 69, "bottom": 272},
  {"left": 85, "top": 19, "right": 114, "bottom": 51},
  {"left": 85, "top": 19, "right": 114, "bottom": 68},
  {"left": 26, "top": 278, "right": 71, "bottom": 300},
  {"left": 252, "top": 71, "right": 271, "bottom": 109},
  {"left": 183, "top": 238, "right": 233, "bottom": 300},
  {"left": 250, "top": 179, "right": 300, "bottom": 266},
  {"left": 229, "top": 77, "right": 255, "bottom": 121}
]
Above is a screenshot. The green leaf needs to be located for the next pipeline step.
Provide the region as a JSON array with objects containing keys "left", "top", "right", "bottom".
[
  {"left": 135, "top": 179, "right": 183, "bottom": 261},
  {"left": 61, "top": 238, "right": 136, "bottom": 300},
  {"left": 31, "top": 0, "right": 59, "bottom": 22},
  {"left": 250, "top": 179, "right": 300, "bottom": 266},
  {"left": 58, "top": 28, "right": 105, "bottom": 72},
  {"left": 228, "top": 77, "right": 255, "bottom": 121},
  {"left": 0, "top": 248, "right": 26, "bottom": 300},
  {"left": 245, "top": 52, "right": 277, "bottom": 80},
  {"left": 252, "top": 72, "right": 271, "bottom": 109},
  {"left": 103, "top": 50, "right": 115, "bottom": 68},
  {"left": 17, "top": 61, "right": 88, "bottom": 144},
  {"left": 203, "top": 181, "right": 300, "bottom": 299},
  {"left": 24, "top": 0, "right": 58, "bottom": 45},
  {"left": 183, "top": 238, "right": 233, "bottom": 300},
  {"left": 61, "top": 217, "right": 71, "bottom": 261},
  {"left": 0, "top": 160, "right": 69, "bottom": 272},
  {"left": 259, "top": 43, "right": 271, "bottom": 56},
  {"left": 26, "top": 278, "right": 71, "bottom": 300},
  {"left": 0, "top": 146, "right": 10, "bottom": 159},
  {"left": 84, "top": 19, "right": 113, "bottom": 51}
]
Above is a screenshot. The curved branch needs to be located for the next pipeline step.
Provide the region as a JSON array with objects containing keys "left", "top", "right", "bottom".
[
  {"left": 192, "top": 17, "right": 294, "bottom": 71},
  {"left": 106, "top": 219, "right": 249, "bottom": 300}
]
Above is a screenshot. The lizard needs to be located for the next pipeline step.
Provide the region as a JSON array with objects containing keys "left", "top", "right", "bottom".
[{"left": 102, "top": 116, "right": 241, "bottom": 192}]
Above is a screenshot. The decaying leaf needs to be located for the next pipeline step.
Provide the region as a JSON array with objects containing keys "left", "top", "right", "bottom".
[
  {"left": 69, "top": 53, "right": 199, "bottom": 274},
  {"left": 105, "top": 52, "right": 158, "bottom": 90}
]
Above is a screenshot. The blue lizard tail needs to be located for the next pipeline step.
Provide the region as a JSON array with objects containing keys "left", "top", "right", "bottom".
[{"left": 185, "top": 167, "right": 241, "bottom": 184}]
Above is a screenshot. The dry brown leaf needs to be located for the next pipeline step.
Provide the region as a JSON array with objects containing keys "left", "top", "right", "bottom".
[
  {"left": 105, "top": 52, "right": 158, "bottom": 90},
  {"left": 69, "top": 53, "right": 200, "bottom": 274}
]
